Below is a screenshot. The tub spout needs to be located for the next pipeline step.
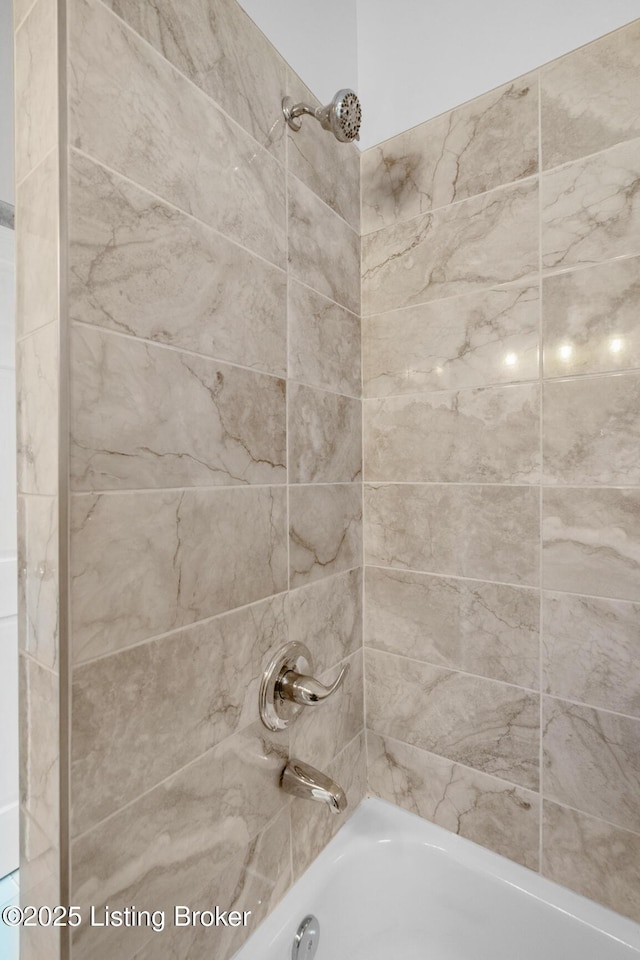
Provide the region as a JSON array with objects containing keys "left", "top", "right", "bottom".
[{"left": 281, "top": 759, "right": 347, "bottom": 815}]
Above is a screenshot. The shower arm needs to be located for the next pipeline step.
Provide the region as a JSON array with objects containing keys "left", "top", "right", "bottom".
[{"left": 282, "top": 98, "right": 324, "bottom": 132}]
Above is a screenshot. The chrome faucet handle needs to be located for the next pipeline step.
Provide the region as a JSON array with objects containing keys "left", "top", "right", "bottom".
[
  {"left": 259, "top": 642, "right": 349, "bottom": 731},
  {"left": 278, "top": 663, "right": 349, "bottom": 706}
]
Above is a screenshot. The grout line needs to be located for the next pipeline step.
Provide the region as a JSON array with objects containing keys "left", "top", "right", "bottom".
[
  {"left": 541, "top": 691, "right": 640, "bottom": 726},
  {"left": 366, "top": 645, "right": 541, "bottom": 696},
  {"left": 19, "top": 649, "right": 59, "bottom": 678},
  {"left": 360, "top": 224, "right": 368, "bottom": 786},
  {"left": 72, "top": 589, "right": 289, "bottom": 668},
  {"left": 70, "top": 318, "right": 287, "bottom": 382},
  {"left": 68, "top": 146, "right": 359, "bottom": 322},
  {"left": 71, "top": 316, "right": 360, "bottom": 399},
  {"left": 365, "top": 562, "right": 640, "bottom": 605},
  {"left": 369, "top": 730, "right": 540, "bottom": 798},
  {"left": 14, "top": 142, "right": 58, "bottom": 194},
  {"left": 541, "top": 796, "right": 640, "bottom": 841},
  {"left": 91, "top": 0, "right": 287, "bottom": 173},
  {"left": 71, "top": 481, "right": 361, "bottom": 496},
  {"left": 73, "top": 566, "right": 363, "bottom": 669},
  {"left": 288, "top": 166, "right": 360, "bottom": 240},
  {"left": 537, "top": 74, "right": 545, "bottom": 877},
  {"left": 360, "top": 250, "right": 640, "bottom": 321},
  {"left": 364, "top": 479, "right": 640, "bottom": 490},
  {"left": 361, "top": 133, "right": 640, "bottom": 241},
  {"left": 290, "top": 274, "right": 361, "bottom": 320},
  {"left": 70, "top": 714, "right": 284, "bottom": 845},
  {"left": 69, "top": 145, "right": 288, "bottom": 273},
  {"left": 13, "top": 0, "right": 40, "bottom": 34},
  {"left": 364, "top": 562, "right": 538, "bottom": 593},
  {"left": 362, "top": 366, "right": 640, "bottom": 404},
  {"left": 361, "top": 172, "right": 540, "bottom": 240}
]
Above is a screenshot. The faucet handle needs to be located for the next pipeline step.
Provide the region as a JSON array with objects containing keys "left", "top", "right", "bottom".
[
  {"left": 278, "top": 663, "right": 349, "bottom": 706},
  {"left": 259, "top": 642, "right": 349, "bottom": 731}
]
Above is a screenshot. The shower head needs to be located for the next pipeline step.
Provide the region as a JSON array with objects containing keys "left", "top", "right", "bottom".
[{"left": 283, "top": 89, "right": 362, "bottom": 143}]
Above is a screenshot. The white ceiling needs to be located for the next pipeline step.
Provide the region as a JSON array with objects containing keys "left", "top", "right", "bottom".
[{"left": 239, "top": 0, "right": 639, "bottom": 149}]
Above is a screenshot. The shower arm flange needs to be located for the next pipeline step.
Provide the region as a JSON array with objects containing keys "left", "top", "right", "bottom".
[{"left": 282, "top": 97, "right": 322, "bottom": 132}]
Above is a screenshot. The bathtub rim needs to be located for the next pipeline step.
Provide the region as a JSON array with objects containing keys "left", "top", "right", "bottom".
[{"left": 232, "top": 796, "right": 640, "bottom": 958}]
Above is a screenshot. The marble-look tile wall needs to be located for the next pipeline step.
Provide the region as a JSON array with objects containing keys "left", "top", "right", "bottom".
[
  {"left": 15, "top": 0, "right": 364, "bottom": 958},
  {"left": 14, "top": 0, "right": 63, "bottom": 957},
  {"left": 361, "top": 18, "right": 640, "bottom": 922},
  {"left": 64, "top": 2, "right": 363, "bottom": 959}
]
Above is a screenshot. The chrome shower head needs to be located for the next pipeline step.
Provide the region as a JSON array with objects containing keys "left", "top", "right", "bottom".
[{"left": 283, "top": 88, "right": 362, "bottom": 143}]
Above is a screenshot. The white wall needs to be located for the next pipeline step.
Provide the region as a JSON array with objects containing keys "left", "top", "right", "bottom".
[
  {"left": 357, "top": 0, "right": 640, "bottom": 147},
  {"left": 238, "top": 0, "right": 639, "bottom": 149},
  {"left": 237, "top": 0, "right": 359, "bottom": 105},
  {"left": 0, "top": 0, "right": 13, "bottom": 203}
]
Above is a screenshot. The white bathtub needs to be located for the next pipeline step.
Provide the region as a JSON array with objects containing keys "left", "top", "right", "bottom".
[{"left": 234, "top": 798, "right": 640, "bottom": 960}]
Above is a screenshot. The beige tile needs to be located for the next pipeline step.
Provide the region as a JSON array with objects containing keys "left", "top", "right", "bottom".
[
  {"left": 71, "top": 595, "right": 287, "bottom": 835},
  {"left": 366, "top": 649, "right": 539, "bottom": 789},
  {"left": 19, "top": 495, "right": 58, "bottom": 671},
  {"left": 290, "top": 732, "right": 366, "bottom": 879},
  {"left": 543, "top": 488, "right": 640, "bottom": 601},
  {"left": 103, "top": 0, "right": 287, "bottom": 160},
  {"left": 17, "top": 322, "right": 58, "bottom": 496},
  {"left": 542, "top": 257, "right": 640, "bottom": 379},
  {"left": 130, "top": 808, "right": 292, "bottom": 960},
  {"left": 69, "top": 0, "right": 286, "bottom": 266},
  {"left": 365, "top": 483, "right": 539, "bottom": 585},
  {"left": 542, "top": 138, "right": 640, "bottom": 272},
  {"left": 363, "top": 283, "right": 539, "bottom": 398},
  {"left": 288, "top": 281, "right": 361, "bottom": 397},
  {"left": 69, "top": 151, "right": 287, "bottom": 376},
  {"left": 288, "top": 568, "right": 363, "bottom": 673},
  {"left": 543, "top": 592, "right": 640, "bottom": 718},
  {"left": 288, "top": 175, "right": 360, "bottom": 315},
  {"left": 543, "top": 697, "right": 640, "bottom": 833},
  {"left": 70, "top": 324, "right": 286, "bottom": 490},
  {"left": 70, "top": 487, "right": 288, "bottom": 660},
  {"left": 14, "top": 0, "right": 57, "bottom": 182},
  {"left": 544, "top": 373, "right": 640, "bottom": 485},
  {"left": 15, "top": 149, "right": 59, "bottom": 339},
  {"left": 286, "top": 70, "right": 360, "bottom": 231},
  {"left": 20, "top": 807, "right": 59, "bottom": 911},
  {"left": 541, "top": 20, "right": 640, "bottom": 170},
  {"left": 288, "top": 382, "right": 361, "bottom": 484},
  {"left": 362, "top": 179, "right": 538, "bottom": 316},
  {"left": 362, "top": 75, "right": 538, "bottom": 233},
  {"left": 365, "top": 567, "right": 539, "bottom": 689},
  {"left": 20, "top": 656, "right": 58, "bottom": 847},
  {"left": 71, "top": 722, "right": 288, "bottom": 960},
  {"left": 542, "top": 801, "right": 640, "bottom": 924},
  {"left": 20, "top": 807, "right": 61, "bottom": 959},
  {"left": 14, "top": 0, "right": 42, "bottom": 30},
  {"left": 367, "top": 733, "right": 539, "bottom": 870},
  {"left": 290, "top": 650, "right": 364, "bottom": 771},
  {"left": 365, "top": 383, "right": 540, "bottom": 483},
  {"left": 289, "top": 484, "right": 362, "bottom": 588}
]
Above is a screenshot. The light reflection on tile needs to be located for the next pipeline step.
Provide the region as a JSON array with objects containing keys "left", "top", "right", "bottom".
[
  {"left": 542, "top": 257, "right": 640, "bottom": 379},
  {"left": 364, "top": 284, "right": 539, "bottom": 398}
]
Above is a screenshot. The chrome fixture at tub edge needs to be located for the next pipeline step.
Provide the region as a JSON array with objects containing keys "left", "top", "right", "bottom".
[
  {"left": 292, "top": 915, "right": 320, "bottom": 960},
  {"left": 282, "top": 88, "right": 362, "bottom": 142},
  {"left": 282, "top": 759, "right": 347, "bottom": 815},
  {"left": 259, "top": 641, "right": 349, "bottom": 731}
]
